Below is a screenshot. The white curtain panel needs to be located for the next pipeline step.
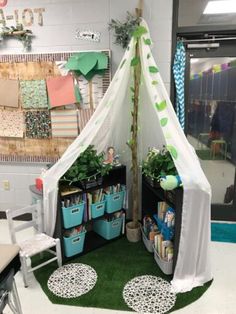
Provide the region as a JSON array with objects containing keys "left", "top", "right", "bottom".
[{"left": 43, "top": 20, "right": 212, "bottom": 293}]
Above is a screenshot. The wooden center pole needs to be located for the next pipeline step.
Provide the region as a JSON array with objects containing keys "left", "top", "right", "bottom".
[{"left": 131, "top": 0, "right": 143, "bottom": 228}]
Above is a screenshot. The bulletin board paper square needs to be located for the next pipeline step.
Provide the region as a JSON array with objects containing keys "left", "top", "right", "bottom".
[
  {"left": 25, "top": 110, "right": 51, "bottom": 138},
  {"left": 20, "top": 80, "right": 48, "bottom": 109},
  {"left": 51, "top": 109, "right": 78, "bottom": 137},
  {"left": 46, "top": 75, "right": 76, "bottom": 108},
  {"left": 0, "top": 110, "right": 24, "bottom": 138},
  {"left": 78, "top": 108, "right": 95, "bottom": 132},
  {"left": 0, "top": 79, "right": 19, "bottom": 108},
  {"left": 78, "top": 75, "right": 103, "bottom": 109}
]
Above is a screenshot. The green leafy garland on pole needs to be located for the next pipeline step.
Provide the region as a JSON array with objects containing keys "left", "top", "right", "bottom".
[{"left": 128, "top": 3, "right": 146, "bottom": 229}]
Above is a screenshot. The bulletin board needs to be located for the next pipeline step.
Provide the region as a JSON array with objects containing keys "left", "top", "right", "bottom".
[{"left": 0, "top": 50, "right": 111, "bottom": 163}]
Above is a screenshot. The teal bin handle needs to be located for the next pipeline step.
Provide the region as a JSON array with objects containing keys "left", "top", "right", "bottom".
[
  {"left": 72, "top": 237, "right": 81, "bottom": 244},
  {"left": 112, "top": 221, "right": 119, "bottom": 227}
]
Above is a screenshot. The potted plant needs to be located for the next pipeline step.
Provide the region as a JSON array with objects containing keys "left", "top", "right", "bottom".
[
  {"left": 142, "top": 147, "right": 178, "bottom": 187},
  {"left": 61, "top": 145, "right": 111, "bottom": 189}
]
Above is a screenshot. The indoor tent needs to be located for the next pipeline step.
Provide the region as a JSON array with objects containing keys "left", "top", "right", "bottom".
[{"left": 42, "top": 20, "right": 212, "bottom": 293}]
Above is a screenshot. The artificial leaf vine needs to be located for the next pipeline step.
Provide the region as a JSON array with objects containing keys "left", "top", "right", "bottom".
[
  {"left": 108, "top": 12, "right": 140, "bottom": 49},
  {"left": 0, "top": 24, "right": 34, "bottom": 50}
]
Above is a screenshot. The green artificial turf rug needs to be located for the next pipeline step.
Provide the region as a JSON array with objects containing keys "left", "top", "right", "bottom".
[{"left": 32, "top": 238, "right": 212, "bottom": 312}]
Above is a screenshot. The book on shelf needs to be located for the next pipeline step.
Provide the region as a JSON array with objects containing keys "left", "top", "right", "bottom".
[
  {"left": 83, "top": 193, "right": 88, "bottom": 222},
  {"left": 61, "top": 194, "right": 83, "bottom": 208},
  {"left": 60, "top": 186, "right": 82, "bottom": 196},
  {"left": 157, "top": 201, "right": 168, "bottom": 221}
]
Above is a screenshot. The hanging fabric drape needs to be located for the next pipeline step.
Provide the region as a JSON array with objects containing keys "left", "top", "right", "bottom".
[
  {"left": 42, "top": 20, "right": 212, "bottom": 293},
  {"left": 173, "top": 41, "right": 186, "bottom": 129}
]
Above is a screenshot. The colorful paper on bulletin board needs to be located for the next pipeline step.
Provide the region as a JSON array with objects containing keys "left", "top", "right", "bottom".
[
  {"left": 20, "top": 80, "right": 48, "bottom": 109},
  {"left": 46, "top": 75, "right": 76, "bottom": 108},
  {"left": 66, "top": 52, "right": 108, "bottom": 80},
  {"left": 0, "top": 110, "right": 24, "bottom": 137},
  {"left": 25, "top": 110, "right": 51, "bottom": 138},
  {"left": 221, "top": 63, "right": 230, "bottom": 71},
  {"left": 0, "top": 79, "right": 19, "bottom": 108},
  {"left": 78, "top": 108, "right": 95, "bottom": 132},
  {"left": 78, "top": 75, "right": 103, "bottom": 109},
  {"left": 51, "top": 109, "right": 79, "bottom": 137},
  {"left": 206, "top": 68, "right": 213, "bottom": 74},
  {"left": 229, "top": 59, "right": 236, "bottom": 67},
  {"left": 74, "top": 84, "right": 82, "bottom": 102},
  {"left": 213, "top": 64, "right": 221, "bottom": 73}
]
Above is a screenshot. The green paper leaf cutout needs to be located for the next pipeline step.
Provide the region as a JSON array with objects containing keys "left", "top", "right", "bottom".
[
  {"left": 130, "top": 86, "right": 135, "bottom": 93},
  {"left": 144, "top": 38, "right": 152, "bottom": 45},
  {"left": 152, "top": 80, "right": 158, "bottom": 85},
  {"left": 131, "top": 56, "right": 140, "bottom": 67},
  {"left": 66, "top": 52, "right": 108, "bottom": 80},
  {"left": 132, "top": 26, "right": 148, "bottom": 39},
  {"left": 147, "top": 53, "right": 151, "bottom": 59},
  {"left": 120, "top": 59, "right": 126, "bottom": 69},
  {"left": 149, "top": 66, "right": 159, "bottom": 73},
  {"left": 160, "top": 117, "right": 168, "bottom": 127},
  {"left": 167, "top": 145, "right": 178, "bottom": 159},
  {"left": 155, "top": 100, "right": 167, "bottom": 111}
]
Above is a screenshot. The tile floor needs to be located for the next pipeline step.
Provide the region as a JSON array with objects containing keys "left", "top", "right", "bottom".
[{"left": 1, "top": 218, "right": 236, "bottom": 314}]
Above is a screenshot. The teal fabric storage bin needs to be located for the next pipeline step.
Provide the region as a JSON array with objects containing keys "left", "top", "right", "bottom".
[
  {"left": 63, "top": 231, "right": 86, "bottom": 257},
  {"left": 62, "top": 202, "right": 85, "bottom": 229},
  {"left": 91, "top": 200, "right": 105, "bottom": 219},
  {"left": 93, "top": 217, "right": 122, "bottom": 240},
  {"left": 105, "top": 190, "right": 125, "bottom": 213}
]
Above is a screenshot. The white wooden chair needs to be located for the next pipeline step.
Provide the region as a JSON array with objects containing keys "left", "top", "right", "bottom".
[{"left": 6, "top": 201, "right": 62, "bottom": 287}]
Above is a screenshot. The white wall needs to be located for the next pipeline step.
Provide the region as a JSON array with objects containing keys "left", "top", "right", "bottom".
[
  {"left": 0, "top": 163, "right": 45, "bottom": 210},
  {"left": 0, "top": 0, "right": 173, "bottom": 210}
]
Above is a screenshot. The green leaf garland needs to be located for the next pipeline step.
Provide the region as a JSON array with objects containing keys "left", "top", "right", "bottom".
[
  {"left": 132, "top": 25, "right": 148, "bottom": 38},
  {"left": 160, "top": 117, "right": 168, "bottom": 127},
  {"left": 149, "top": 66, "right": 159, "bottom": 73},
  {"left": 131, "top": 56, "right": 140, "bottom": 67},
  {"left": 155, "top": 100, "right": 167, "bottom": 111},
  {"left": 144, "top": 38, "right": 151, "bottom": 45},
  {"left": 167, "top": 145, "right": 178, "bottom": 159}
]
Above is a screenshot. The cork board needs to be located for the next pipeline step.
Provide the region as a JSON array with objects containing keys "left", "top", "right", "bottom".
[{"left": 0, "top": 51, "right": 111, "bottom": 163}]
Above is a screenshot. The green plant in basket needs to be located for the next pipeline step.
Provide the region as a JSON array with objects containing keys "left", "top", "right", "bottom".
[
  {"left": 61, "top": 145, "right": 112, "bottom": 185},
  {"left": 142, "top": 146, "right": 178, "bottom": 182}
]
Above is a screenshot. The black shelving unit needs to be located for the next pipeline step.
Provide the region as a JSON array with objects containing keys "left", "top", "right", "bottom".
[
  {"left": 141, "top": 176, "right": 183, "bottom": 273},
  {"left": 54, "top": 165, "right": 126, "bottom": 262}
]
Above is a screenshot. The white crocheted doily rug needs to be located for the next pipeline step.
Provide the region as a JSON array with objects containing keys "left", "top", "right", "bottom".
[
  {"left": 47, "top": 263, "right": 97, "bottom": 298},
  {"left": 123, "top": 275, "right": 176, "bottom": 313}
]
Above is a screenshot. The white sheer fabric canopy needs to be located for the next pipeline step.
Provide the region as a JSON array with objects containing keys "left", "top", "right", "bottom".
[{"left": 42, "top": 20, "right": 212, "bottom": 293}]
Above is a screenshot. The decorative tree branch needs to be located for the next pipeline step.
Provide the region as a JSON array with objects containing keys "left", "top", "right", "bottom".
[
  {"left": 129, "top": 0, "right": 145, "bottom": 229},
  {"left": 131, "top": 37, "right": 141, "bottom": 228}
]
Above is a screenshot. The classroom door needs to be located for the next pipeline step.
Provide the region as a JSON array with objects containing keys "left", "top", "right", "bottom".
[{"left": 185, "top": 47, "right": 236, "bottom": 221}]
